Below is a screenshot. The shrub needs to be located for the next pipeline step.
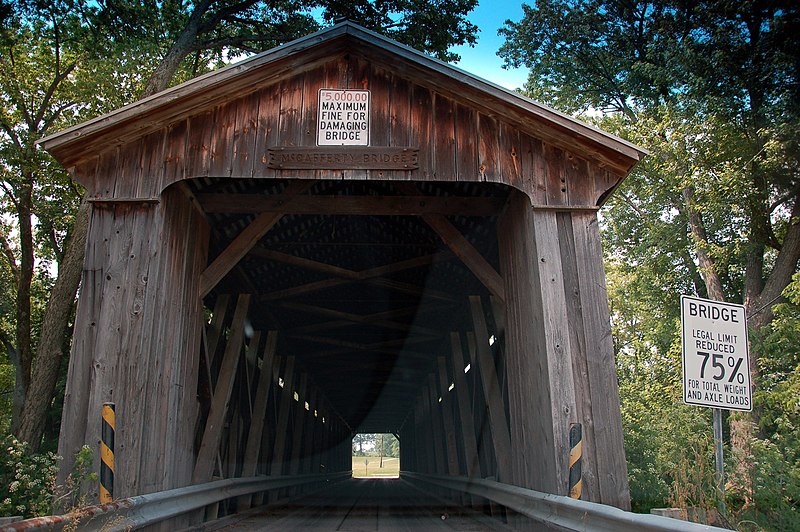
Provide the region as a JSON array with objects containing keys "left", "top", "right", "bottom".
[{"left": 0, "top": 436, "right": 59, "bottom": 517}]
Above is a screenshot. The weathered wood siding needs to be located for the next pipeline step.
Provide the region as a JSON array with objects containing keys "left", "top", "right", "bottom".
[
  {"left": 57, "top": 186, "right": 209, "bottom": 498},
  {"left": 497, "top": 190, "right": 629, "bottom": 508},
  {"left": 76, "top": 56, "right": 618, "bottom": 207}
]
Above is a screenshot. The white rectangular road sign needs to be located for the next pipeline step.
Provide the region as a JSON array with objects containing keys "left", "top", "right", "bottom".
[
  {"left": 681, "top": 295, "right": 752, "bottom": 411},
  {"left": 317, "top": 89, "right": 370, "bottom": 146}
]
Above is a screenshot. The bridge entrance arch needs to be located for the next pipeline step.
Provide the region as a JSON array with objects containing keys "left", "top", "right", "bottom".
[{"left": 40, "top": 21, "right": 645, "bottom": 512}]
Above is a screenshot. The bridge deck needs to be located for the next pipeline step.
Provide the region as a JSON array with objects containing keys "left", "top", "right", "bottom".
[{"left": 203, "top": 478, "right": 512, "bottom": 531}]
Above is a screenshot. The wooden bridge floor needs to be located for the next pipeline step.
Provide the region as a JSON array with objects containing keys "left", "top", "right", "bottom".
[{"left": 204, "top": 478, "right": 513, "bottom": 531}]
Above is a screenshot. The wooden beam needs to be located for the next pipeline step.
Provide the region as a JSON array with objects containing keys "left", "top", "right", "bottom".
[
  {"left": 193, "top": 294, "right": 251, "bottom": 484},
  {"left": 241, "top": 330, "right": 278, "bottom": 476},
  {"left": 301, "top": 386, "right": 321, "bottom": 474},
  {"left": 206, "top": 295, "right": 231, "bottom": 375},
  {"left": 196, "top": 193, "right": 505, "bottom": 216},
  {"left": 421, "top": 215, "right": 505, "bottom": 300},
  {"left": 288, "top": 373, "right": 310, "bottom": 478},
  {"left": 437, "top": 356, "right": 461, "bottom": 476},
  {"left": 392, "top": 183, "right": 505, "bottom": 300},
  {"left": 365, "top": 278, "right": 454, "bottom": 301},
  {"left": 426, "top": 375, "right": 447, "bottom": 475},
  {"left": 288, "top": 334, "right": 433, "bottom": 356},
  {"left": 259, "top": 252, "right": 450, "bottom": 301},
  {"left": 270, "top": 355, "right": 296, "bottom": 477},
  {"left": 251, "top": 248, "right": 362, "bottom": 280},
  {"left": 261, "top": 278, "right": 351, "bottom": 301},
  {"left": 450, "top": 332, "right": 481, "bottom": 479},
  {"left": 286, "top": 305, "right": 423, "bottom": 334},
  {"left": 279, "top": 301, "right": 440, "bottom": 336},
  {"left": 199, "top": 181, "right": 311, "bottom": 297},
  {"left": 469, "top": 295, "right": 513, "bottom": 483}
]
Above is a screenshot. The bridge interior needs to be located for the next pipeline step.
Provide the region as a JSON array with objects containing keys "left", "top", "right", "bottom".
[{"left": 191, "top": 177, "right": 511, "bottom": 495}]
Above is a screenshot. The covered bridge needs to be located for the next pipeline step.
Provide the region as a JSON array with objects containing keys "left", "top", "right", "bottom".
[{"left": 39, "top": 21, "right": 645, "bottom": 517}]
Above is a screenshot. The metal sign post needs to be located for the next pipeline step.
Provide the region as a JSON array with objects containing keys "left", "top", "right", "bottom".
[{"left": 681, "top": 295, "right": 751, "bottom": 512}]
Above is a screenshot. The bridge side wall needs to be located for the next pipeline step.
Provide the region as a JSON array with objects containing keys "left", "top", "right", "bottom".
[
  {"left": 498, "top": 190, "right": 630, "bottom": 509},
  {"left": 56, "top": 186, "right": 209, "bottom": 500}
]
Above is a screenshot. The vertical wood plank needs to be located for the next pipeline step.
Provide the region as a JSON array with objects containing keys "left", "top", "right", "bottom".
[
  {"left": 166, "top": 196, "right": 208, "bottom": 489},
  {"left": 208, "top": 101, "right": 237, "bottom": 177},
  {"left": 370, "top": 66, "right": 391, "bottom": 147},
  {"left": 137, "top": 130, "right": 166, "bottom": 198},
  {"left": 564, "top": 153, "right": 593, "bottom": 205},
  {"left": 253, "top": 86, "right": 281, "bottom": 178},
  {"left": 389, "top": 73, "right": 411, "bottom": 145},
  {"left": 186, "top": 111, "right": 213, "bottom": 178},
  {"left": 572, "top": 211, "right": 631, "bottom": 508},
  {"left": 409, "top": 85, "right": 433, "bottom": 180},
  {"left": 413, "top": 398, "right": 427, "bottom": 473},
  {"left": 499, "top": 122, "right": 522, "bottom": 190},
  {"left": 231, "top": 91, "right": 260, "bottom": 178},
  {"left": 520, "top": 134, "right": 547, "bottom": 203},
  {"left": 558, "top": 212, "right": 599, "bottom": 502},
  {"left": 192, "top": 294, "right": 251, "bottom": 483},
  {"left": 498, "top": 191, "right": 578, "bottom": 495},
  {"left": 163, "top": 120, "right": 188, "bottom": 191},
  {"left": 545, "top": 145, "right": 569, "bottom": 206},
  {"left": 477, "top": 113, "right": 500, "bottom": 183},
  {"left": 454, "top": 104, "right": 479, "bottom": 182},
  {"left": 113, "top": 138, "right": 143, "bottom": 197},
  {"left": 433, "top": 94, "right": 457, "bottom": 181}
]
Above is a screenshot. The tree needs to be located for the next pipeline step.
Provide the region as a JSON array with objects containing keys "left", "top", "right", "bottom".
[
  {"left": 1, "top": 0, "right": 101, "bottom": 443},
  {"left": 96, "top": 0, "right": 479, "bottom": 97},
  {"left": 352, "top": 433, "right": 375, "bottom": 456},
  {"left": 499, "top": 0, "right": 799, "bottom": 519}
]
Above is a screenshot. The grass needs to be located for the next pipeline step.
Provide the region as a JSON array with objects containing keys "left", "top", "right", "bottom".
[{"left": 352, "top": 456, "right": 400, "bottom": 478}]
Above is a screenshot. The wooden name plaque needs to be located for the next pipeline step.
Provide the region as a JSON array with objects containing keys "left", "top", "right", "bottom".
[{"left": 267, "top": 147, "right": 419, "bottom": 170}]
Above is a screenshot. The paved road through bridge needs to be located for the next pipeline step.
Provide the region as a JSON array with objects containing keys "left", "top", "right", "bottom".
[{"left": 201, "top": 478, "right": 509, "bottom": 531}]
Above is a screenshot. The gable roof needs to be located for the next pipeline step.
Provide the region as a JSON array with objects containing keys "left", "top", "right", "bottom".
[{"left": 38, "top": 21, "right": 645, "bottom": 175}]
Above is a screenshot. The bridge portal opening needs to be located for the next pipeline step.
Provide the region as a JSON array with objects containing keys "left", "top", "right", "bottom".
[
  {"left": 189, "top": 177, "right": 510, "bottom": 484},
  {"left": 352, "top": 433, "right": 400, "bottom": 478},
  {"left": 43, "top": 21, "right": 639, "bottom": 519}
]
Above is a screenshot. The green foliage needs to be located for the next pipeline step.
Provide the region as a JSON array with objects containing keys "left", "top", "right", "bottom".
[
  {"left": 0, "top": 363, "right": 12, "bottom": 435},
  {"left": 53, "top": 444, "right": 97, "bottom": 512},
  {"left": 0, "top": 436, "right": 58, "bottom": 517},
  {"left": 729, "top": 275, "right": 800, "bottom": 529},
  {"left": 351, "top": 433, "right": 399, "bottom": 457},
  {"left": 0, "top": 438, "right": 98, "bottom": 518}
]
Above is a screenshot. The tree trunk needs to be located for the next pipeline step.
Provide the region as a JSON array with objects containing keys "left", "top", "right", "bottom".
[
  {"left": 140, "top": 0, "right": 211, "bottom": 97},
  {"left": 682, "top": 186, "right": 725, "bottom": 301},
  {"left": 16, "top": 200, "right": 89, "bottom": 450},
  {"left": 11, "top": 179, "right": 34, "bottom": 434}
]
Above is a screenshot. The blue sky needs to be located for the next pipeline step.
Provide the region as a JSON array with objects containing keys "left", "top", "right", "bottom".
[{"left": 449, "top": 1, "right": 530, "bottom": 90}]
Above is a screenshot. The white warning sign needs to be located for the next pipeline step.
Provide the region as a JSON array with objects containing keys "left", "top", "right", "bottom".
[
  {"left": 681, "top": 295, "right": 752, "bottom": 411},
  {"left": 317, "top": 89, "right": 370, "bottom": 146}
]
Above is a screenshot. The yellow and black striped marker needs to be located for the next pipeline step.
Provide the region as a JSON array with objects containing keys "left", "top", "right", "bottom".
[
  {"left": 568, "top": 423, "right": 582, "bottom": 499},
  {"left": 100, "top": 402, "right": 115, "bottom": 504}
]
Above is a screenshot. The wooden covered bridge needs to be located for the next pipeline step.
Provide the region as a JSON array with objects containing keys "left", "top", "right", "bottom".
[{"left": 38, "top": 21, "right": 646, "bottom": 529}]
